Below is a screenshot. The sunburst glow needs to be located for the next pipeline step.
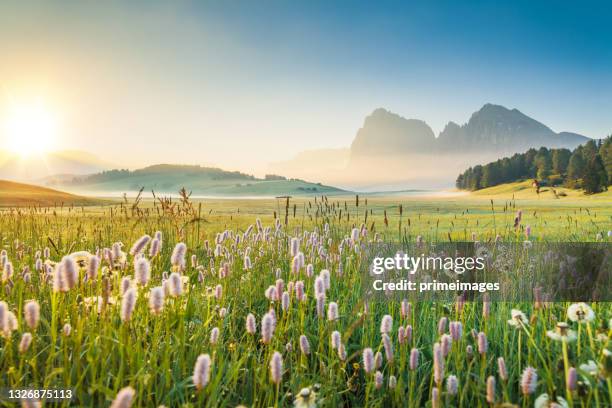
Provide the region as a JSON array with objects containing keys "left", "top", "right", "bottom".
[{"left": 2, "top": 100, "right": 58, "bottom": 157}]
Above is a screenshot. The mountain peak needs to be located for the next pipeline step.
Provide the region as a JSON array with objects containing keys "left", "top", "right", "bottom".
[
  {"left": 351, "top": 104, "right": 590, "bottom": 158},
  {"left": 351, "top": 109, "right": 436, "bottom": 156}
]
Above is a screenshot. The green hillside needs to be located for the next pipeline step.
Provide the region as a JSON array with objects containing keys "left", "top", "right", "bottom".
[
  {"left": 48, "top": 164, "right": 348, "bottom": 196},
  {"left": 0, "top": 180, "right": 106, "bottom": 207},
  {"left": 471, "top": 180, "right": 612, "bottom": 200}
]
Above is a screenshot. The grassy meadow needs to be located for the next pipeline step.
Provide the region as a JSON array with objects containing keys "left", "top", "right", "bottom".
[{"left": 0, "top": 191, "right": 610, "bottom": 407}]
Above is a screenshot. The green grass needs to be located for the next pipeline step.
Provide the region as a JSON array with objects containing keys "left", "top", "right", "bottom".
[
  {"left": 0, "top": 180, "right": 107, "bottom": 207},
  {"left": 472, "top": 180, "right": 612, "bottom": 201},
  {"left": 0, "top": 194, "right": 610, "bottom": 407}
]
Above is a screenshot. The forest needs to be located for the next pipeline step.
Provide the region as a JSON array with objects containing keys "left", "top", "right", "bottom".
[{"left": 456, "top": 136, "right": 611, "bottom": 194}]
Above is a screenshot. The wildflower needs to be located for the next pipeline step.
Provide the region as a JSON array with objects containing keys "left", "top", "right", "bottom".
[
  {"left": 338, "top": 343, "right": 347, "bottom": 361},
  {"left": 210, "top": 327, "right": 220, "bottom": 345},
  {"left": 149, "top": 238, "right": 161, "bottom": 257},
  {"left": 293, "top": 386, "right": 317, "bottom": 408},
  {"left": 61, "top": 256, "right": 78, "bottom": 289},
  {"left": 2, "top": 261, "right": 13, "bottom": 281},
  {"left": 0, "top": 301, "right": 10, "bottom": 332},
  {"left": 351, "top": 228, "right": 360, "bottom": 243},
  {"left": 121, "top": 288, "right": 137, "bottom": 322},
  {"left": 129, "top": 234, "right": 151, "bottom": 255},
  {"left": 314, "top": 277, "right": 325, "bottom": 298},
  {"left": 330, "top": 330, "right": 341, "bottom": 350},
  {"left": 261, "top": 312, "right": 275, "bottom": 344},
  {"left": 388, "top": 375, "right": 397, "bottom": 389},
  {"left": 170, "top": 242, "right": 186, "bottom": 270},
  {"left": 449, "top": 321, "right": 462, "bottom": 341},
  {"left": 433, "top": 342, "right": 444, "bottom": 385},
  {"left": 438, "top": 317, "right": 448, "bottom": 334},
  {"left": 269, "top": 351, "right": 283, "bottom": 384},
  {"left": 567, "top": 367, "right": 577, "bottom": 391},
  {"left": 483, "top": 293, "right": 490, "bottom": 319},
  {"left": 168, "top": 272, "right": 183, "bottom": 297},
  {"left": 290, "top": 237, "right": 300, "bottom": 257},
  {"left": 134, "top": 257, "right": 150, "bottom": 286},
  {"left": 87, "top": 255, "right": 100, "bottom": 281},
  {"left": 382, "top": 333, "right": 394, "bottom": 363},
  {"left": 148, "top": 286, "right": 164, "bottom": 315},
  {"left": 431, "top": 387, "right": 439, "bottom": 408},
  {"left": 281, "top": 292, "right": 290, "bottom": 311},
  {"left": 374, "top": 371, "right": 383, "bottom": 389},
  {"left": 409, "top": 348, "right": 419, "bottom": 370},
  {"left": 19, "top": 332, "right": 32, "bottom": 353},
  {"left": 546, "top": 322, "right": 577, "bottom": 342},
  {"left": 193, "top": 354, "right": 211, "bottom": 390},
  {"left": 400, "top": 299, "right": 411, "bottom": 319},
  {"left": 446, "top": 375, "right": 458, "bottom": 396},
  {"left": 246, "top": 313, "right": 256, "bottom": 335},
  {"left": 110, "top": 386, "right": 135, "bottom": 408},
  {"left": 121, "top": 276, "right": 132, "bottom": 295},
  {"left": 299, "top": 335, "right": 310, "bottom": 355},
  {"left": 520, "top": 366, "right": 537, "bottom": 395},
  {"left": 405, "top": 325, "right": 412, "bottom": 343},
  {"left": 380, "top": 314, "right": 392, "bottom": 334},
  {"left": 215, "top": 284, "right": 223, "bottom": 300},
  {"left": 265, "top": 286, "right": 278, "bottom": 301},
  {"left": 316, "top": 295, "right": 325, "bottom": 319},
  {"left": 63, "top": 323, "right": 72, "bottom": 337},
  {"left": 486, "top": 376, "right": 495, "bottom": 403},
  {"left": 508, "top": 309, "right": 529, "bottom": 327},
  {"left": 498, "top": 357, "right": 508, "bottom": 381},
  {"left": 534, "top": 394, "right": 569, "bottom": 408},
  {"left": 306, "top": 264, "right": 314, "bottom": 278},
  {"left": 320, "top": 269, "right": 330, "bottom": 289},
  {"left": 295, "top": 281, "right": 305, "bottom": 301},
  {"left": 525, "top": 225, "right": 531, "bottom": 239},
  {"left": 24, "top": 300, "right": 40, "bottom": 330},
  {"left": 477, "top": 332, "right": 488, "bottom": 354},
  {"left": 442, "top": 335, "right": 453, "bottom": 358},
  {"left": 567, "top": 302, "right": 595, "bottom": 323},
  {"left": 362, "top": 348, "right": 374, "bottom": 373},
  {"left": 398, "top": 326, "right": 406, "bottom": 344},
  {"left": 327, "top": 302, "right": 339, "bottom": 321}
]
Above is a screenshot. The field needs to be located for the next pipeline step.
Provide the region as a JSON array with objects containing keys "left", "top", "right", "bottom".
[
  {"left": 0, "top": 192, "right": 610, "bottom": 407},
  {"left": 0, "top": 180, "right": 106, "bottom": 208}
]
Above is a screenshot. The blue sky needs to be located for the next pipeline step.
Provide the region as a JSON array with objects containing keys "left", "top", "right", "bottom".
[{"left": 0, "top": 0, "right": 610, "bottom": 171}]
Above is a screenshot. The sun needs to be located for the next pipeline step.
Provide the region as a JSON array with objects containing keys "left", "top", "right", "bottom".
[{"left": 2, "top": 100, "right": 58, "bottom": 157}]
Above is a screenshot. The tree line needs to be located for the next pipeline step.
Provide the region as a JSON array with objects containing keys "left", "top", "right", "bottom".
[{"left": 456, "top": 136, "right": 611, "bottom": 194}]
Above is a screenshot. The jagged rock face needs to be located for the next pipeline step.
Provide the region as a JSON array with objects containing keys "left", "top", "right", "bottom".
[
  {"left": 350, "top": 108, "right": 436, "bottom": 157},
  {"left": 350, "top": 104, "right": 589, "bottom": 159}
]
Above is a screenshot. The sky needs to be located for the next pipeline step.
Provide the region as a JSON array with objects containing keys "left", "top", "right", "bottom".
[{"left": 0, "top": 0, "right": 611, "bottom": 174}]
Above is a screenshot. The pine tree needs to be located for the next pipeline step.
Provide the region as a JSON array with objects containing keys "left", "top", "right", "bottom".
[
  {"left": 599, "top": 135, "right": 612, "bottom": 185},
  {"left": 582, "top": 154, "right": 608, "bottom": 194}
]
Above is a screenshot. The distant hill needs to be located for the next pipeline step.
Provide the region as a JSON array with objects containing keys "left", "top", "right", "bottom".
[
  {"left": 0, "top": 150, "right": 114, "bottom": 181},
  {"left": 0, "top": 180, "right": 105, "bottom": 207},
  {"left": 45, "top": 164, "right": 348, "bottom": 196}
]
